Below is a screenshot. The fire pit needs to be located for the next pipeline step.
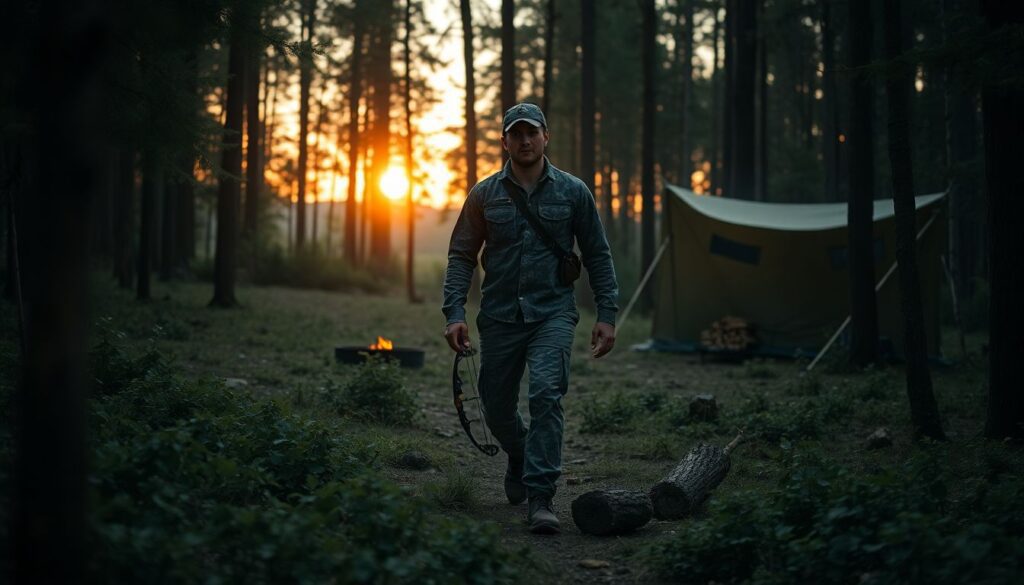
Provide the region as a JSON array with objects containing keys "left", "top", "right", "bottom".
[{"left": 335, "top": 336, "right": 425, "bottom": 369}]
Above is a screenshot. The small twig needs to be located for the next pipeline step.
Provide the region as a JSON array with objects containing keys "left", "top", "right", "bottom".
[{"left": 723, "top": 429, "right": 746, "bottom": 456}]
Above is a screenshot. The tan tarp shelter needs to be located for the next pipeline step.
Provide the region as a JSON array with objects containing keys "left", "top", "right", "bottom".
[{"left": 648, "top": 185, "right": 947, "bottom": 357}]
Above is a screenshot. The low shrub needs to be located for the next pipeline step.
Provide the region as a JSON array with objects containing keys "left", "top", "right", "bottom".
[
  {"left": 328, "top": 355, "right": 418, "bottom": 426},
  {"left": 642, "top": 454, "right": 1024, "bottom": 585},
  {"left": 579, "top": 391, "right": 642, "bottom": 434},
  {"left": 252, "top": 246, "right": 391, "bottom": 294},
  {"left": 4, "top": 332, "right": 527, "bottom": 584}
]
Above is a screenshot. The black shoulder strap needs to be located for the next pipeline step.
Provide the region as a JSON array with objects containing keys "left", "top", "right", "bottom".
[{"left": 500, "top": 179, "right": 571, "bottom": 259}]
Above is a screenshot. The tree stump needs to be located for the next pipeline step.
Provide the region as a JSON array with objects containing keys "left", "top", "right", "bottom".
[
  {"left": 689, "top": 394, "right": 719, "bottom": 422},
  {"left": 648, "top": 432, "right": 744, "bottom": 520},
  {"left": 571, "top": 489, "right": 653, "bottom": 536}
]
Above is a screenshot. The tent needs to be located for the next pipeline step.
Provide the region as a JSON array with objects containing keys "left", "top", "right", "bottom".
[{"left": 645, "top": 185, "right": 947, "bottom": 358}]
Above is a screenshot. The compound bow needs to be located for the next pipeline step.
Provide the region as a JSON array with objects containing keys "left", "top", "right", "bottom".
[{"left": 452, "top": 349, "right": 500, "bottom": 456}]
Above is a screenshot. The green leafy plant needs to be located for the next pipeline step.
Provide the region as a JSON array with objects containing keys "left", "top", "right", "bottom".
[{"left": 330, "top": 355, "right": 418, "bottom": 426}]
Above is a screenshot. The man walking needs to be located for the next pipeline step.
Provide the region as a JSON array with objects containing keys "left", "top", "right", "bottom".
[{"left": 442, "top": 103, "right": 619, "bottom": 534}]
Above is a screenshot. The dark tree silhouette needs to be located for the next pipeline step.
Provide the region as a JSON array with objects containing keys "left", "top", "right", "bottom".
[
  {"left": 820, "top": 0, "right": 841, "bottom": 202},
  {"left": 243, "top": 8, "right": 263, "bottom": 241},
  {"left": 884, "top": 0, "right": 944, "bottom": 440},
  {"left": 731, "top": 0, "right": 756, "bottom": 199},
  {"left": 543, "top": 0, "right": 556, "bottom": 114},
  {"left": 846, "top": 0, "right": 879, "bottom": 367},
  {"left": 981, "top": 1, "right": 1024, "bottom": 440},
  {"left": 211, "top": 7, "right": 247, "bottom": 308},
  {"left": 501, "top": 0, "right": 515, "bottom": 163},
  {"left": 114, "top": 148, "right": 135, "bottom": 288},
  {"left": 295, "top": 0, "right": 316, "bottom": 252},
  {"left": 345, "top": 0, "right": 364, "bottom": 264},
  {"left": 580, "top": 0, "right": 595, "bottom": 194},
  {"left": 136, "top": 153, "right": 158, "bottom": 300},
  {"left": 460, "top": 0, "right": 477, "bottom": 189},
  {"left": 640, "top": 0, "right": 656, "bottom": 307}
]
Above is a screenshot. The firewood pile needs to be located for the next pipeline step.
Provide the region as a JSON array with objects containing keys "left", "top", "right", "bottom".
[{"left": 700, "top": 316, "right": 756, "bottom": 351}]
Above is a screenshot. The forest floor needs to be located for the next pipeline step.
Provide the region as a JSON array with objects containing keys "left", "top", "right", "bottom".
[{"left": 84, "top": 276, "right": 1014, "bottom": 584}]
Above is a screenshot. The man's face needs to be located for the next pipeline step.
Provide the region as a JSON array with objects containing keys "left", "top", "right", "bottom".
[{"left": 501, "top": 122, "right": 548, "bottom": 167}]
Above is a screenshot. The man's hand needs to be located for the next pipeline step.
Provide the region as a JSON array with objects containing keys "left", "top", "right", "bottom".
[
  {"left": 444, "top": 322, "right": 472, "bottom": 353},
  {"left": 590, "top": 322, "right": 616, "bottom": 358}
]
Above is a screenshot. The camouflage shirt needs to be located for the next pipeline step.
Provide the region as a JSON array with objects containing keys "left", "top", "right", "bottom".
[{"left": 442, "top": 158, "right": 619, "bottom": 327}]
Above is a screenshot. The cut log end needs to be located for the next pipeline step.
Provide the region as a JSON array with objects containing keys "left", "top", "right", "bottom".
[{"left": 571, "top": 489, "right": 653, "bottom": 536}]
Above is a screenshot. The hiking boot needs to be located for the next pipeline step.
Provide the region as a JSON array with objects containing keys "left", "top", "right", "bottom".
[
  {"left": 504, "top": 458, "right": 526, "bottom": 505},
  {"left": 527, "top": 496, "right": 560, "bottom": 535}
]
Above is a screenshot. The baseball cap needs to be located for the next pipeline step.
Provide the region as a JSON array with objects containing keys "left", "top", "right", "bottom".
[{"left": 502, "top": 103, "right": 547, "bottom": 134}]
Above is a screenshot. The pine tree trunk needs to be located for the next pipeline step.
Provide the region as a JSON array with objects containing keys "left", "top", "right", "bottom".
[
  {"left": 114, "top": 148, "right": 135, "bottom": 288},
  {"left": 370, "top": 2, "right": 393, "bottom": 264},
  {"left": 640, "top": 0, "right": 656, "bottom": 309},
  {"left": 295, "top": 0, "right": 316, "bottom": 253},
  {"left": 404, "top": 0, "right": 417, "bottom": 302},
  {"left": 460, "top": 0, "right": 477, "bottom": 190},
  {"left": 243, "top": 21, "right": 262, "bottom": 242},
  {"left": 501, "top": 0, "right": 516, "bottom": 165},
  {"left": 580, "top": 0, "right": 595, "bottom": 194},
  {"left": 723, "top": 0, "right": 735, "bottom": 196},
  {"left": 732, "top": 0, "right": 756, "bottom": 199},
  {"left": 346, "top": 2, "right": 363, "bottom": 265},
  {"left": 211, "top": 12, "right": 245, "bottom": 308},
  {"left": 159, "top": 174, "right": 175, "bottom": 280},
  {"left": 821, "top": 0, "right": 841, "bottom": 202},
  {"left": 846, "top": 0, "right": 879, "bottom": 367},
  {"left": 884, "top": 0, "right": 944, "bottom": 441},
  {"left": 137, "top": 152, "right": 157, "bottom": 300},
  {"left": 542, "top": 0, "right": 555, "bottom": 114},
  {"left": 679, "top": 0, "right": 694, "bottom": 186},
  {"left": 981, "top": 2, "right": 1024, "bottom": 440},
  {"left": 710, "top": 6, "right": 721, "bottom": 194},
  {"left": 571, "top": 489, "right": 653, "bottom": 536},
  {"left": 311, "top": 77, "right": 328, "bottom": 249}
]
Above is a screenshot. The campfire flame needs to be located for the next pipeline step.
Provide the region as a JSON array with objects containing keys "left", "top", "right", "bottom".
[{"left": 369, "top": 336, "right": 394, "bottom": 351}]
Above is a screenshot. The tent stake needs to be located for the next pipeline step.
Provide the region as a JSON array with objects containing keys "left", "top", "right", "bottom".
[
  {"left": 805, "top": 210, "right": 940, "bottom": 372},
  {"left": 618, "top": 236, "right": 670, "bottom": 332}
]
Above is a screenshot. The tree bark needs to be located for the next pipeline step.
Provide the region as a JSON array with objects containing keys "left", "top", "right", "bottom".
[
  {"left": 679, "top": 0, "right": 694, "bottom": 186},
  {"left": 981, "top": 1, "right": 1024, "bottom": 440},
  {"left": 580, "top": 0, "right": 595, "bottom": 194},
  {"left": 460, "top": 0, "right": 478, "bottom": 189},
  {"left": 649, "top": 436, "right": 741, "bottom": 519},
  {"left": 884, "top": 0, "right": 944, "bottom": 441},
  {"left": 136, "top": 152, "right": 157, "bottom": 300},
  {"left": 731, "top": 0, "right": 756, "bottom": 199},
  {"left": 295, "top": 0, "right": 316, "bottom": 253},
  {"left": 114, "top": 148, "right": 135, "bottom": 288},
  {"left": 404, "top": 0, "right": 418, "bottom": 302},
  {"left": 502, "top": 0, "right": 516, "bottom": 159},
  {"left": 13, "top": 2, "right": 110, "bottom": 580},
  {"left": 159, "top": 173, "right": 175, "bottom": 280},
  {"left": 723, "top": 0, "right": 736, "bottom": 196},
  {"left": 211, "top": 10, "right": 246, "bottom": 308},
  {"left": 754, "top": 0, "right": 767, "bottom": 201},
  {"left": 846, "top": 0, "right": 879, "bottom": 367},
  {"left": 311, "top": 76, "right": 328, "bottom": 249},
  {"left": 543, "top": 0, "right": 556, "bottom": 114},
  {"left": 710, "top": 6, "right": 722, "bottom": 194},
  {"left": 640, "top": 0, "right": 656, "bottom": 309},
  {"left": 346, "top": 1, "right": 364, "bottom": 264},
  {"left": 243, "top": 15, "right": 262, "bottom": 242},
  {"left": 571, "top": 489, "right": 653, "bottom": 536},
  {"left": 821, "top": 0, "right": 841, "bottom": 202},
  {"left": 369, "top": 1, "right": 393, "bottom": 264}
]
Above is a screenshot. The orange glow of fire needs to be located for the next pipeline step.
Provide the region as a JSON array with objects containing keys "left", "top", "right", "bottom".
[{"left": 369, "top": 336, "right": 394, "bottom": 351}]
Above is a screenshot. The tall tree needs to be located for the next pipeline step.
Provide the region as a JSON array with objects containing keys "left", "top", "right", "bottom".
[
  {"left": 403, "top": 0, "right": 418, "bottom": 302},
  {"left": 502, "top": 0, "right": 516, "bottom": 164},
  {"left": 710, "top": 6, "right": 722, "bottom": 193},
  {"left": 113, "top": 149, "right": 135, "bottom": 288},
  {"left": 580, "top": 0, "right": 595, "bottom": 194},
  {"left": 243, "top": 8, "right": 263, "bottom": 242},
  {"left": 981, "top": 1, "right": 1024, "bottom": 439},
  {"left": 640, "top": 0, "right": 656, "bottom": 307},
  {"left": 820, "top": 0, "right": 841, "bottom": 202},
  {"left": 845, "top": 0, "right": 879, "bottom": 367},
  {"left": 677, "top": 0, "right": 694, "bottom": 185},
  {"left": 884, "top": 0, "right": 944, "bottom": 440},
  {"left": 543, "top": 0, "right": 556, "bottom": 114},
  {"left": 722, "top": 0, "right": 736, "bottom": 196},
  {"left": 942, "top": 0, "right": 979, "bottom": 300},
  {"left": 159, "top": 173, "right": 176, "bottom": 280},
  {"left": 136, "top": 151, "right": 158, "bottom": 300},
  {"left": 11, "top": 2, "right": 111, "bottom": 581},
  {"left": 731, "top": 0, "right": 756, "bottom": 199},
  {"left": 369, "top": 0, "right": 393, "bottom": 263},
  {"left": 460, "top": 0, "right": 478, "bottom": 189},
  {"left": 211, "top": 6, "right": 247, "bottom": 308},
  {"left": 295, "top": 0, "right": 316, "bottom": 252},
  {"left": 345, "top": 0, "right": 364, "bottom": 264}
]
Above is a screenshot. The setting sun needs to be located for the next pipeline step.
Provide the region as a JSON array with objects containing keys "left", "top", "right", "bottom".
[{"left": 379, "top": 166, "right": 409, "bottom": 201}]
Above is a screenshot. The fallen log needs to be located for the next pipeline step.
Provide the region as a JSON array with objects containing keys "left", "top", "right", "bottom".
[
  {"left": 571, "top": 489, "right": 653, "bottom": 536},
  {"left": 648, "top": 431, "right": 744, "bottom": 520}
]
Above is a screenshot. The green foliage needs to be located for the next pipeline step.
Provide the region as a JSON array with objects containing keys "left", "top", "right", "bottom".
[
  {"left": 47, "top": 334, "right": 526, "bottom": 584},
  {"left": 742, "top": 359, "right": 780, "bottom": 380},
  {"left": 427, "top": 467, "right": 480, "bottom": 511},
  {"left": 328, "top": 355, "right": 418, "bottom": 426},
  {"left": 579, "top": 391, "right": 643, "bottom": 434},
  {"left": 643, "top": 454, "right": 1024, "bottom": 585},
  {"left": 251, "top": 246, "right": 391, "bottom": 294}
]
